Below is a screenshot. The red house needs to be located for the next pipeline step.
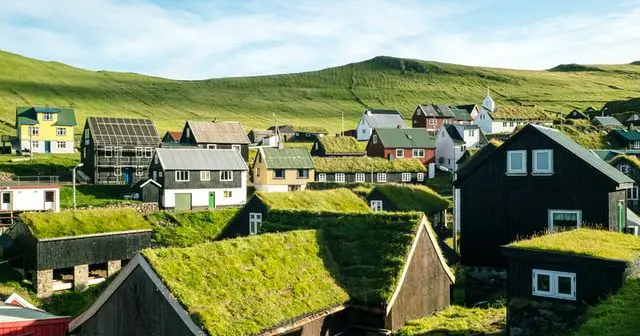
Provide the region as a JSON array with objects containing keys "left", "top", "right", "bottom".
[
  {"left": 412, "top": 104, "right": 473, "bottom": 133},
  {"left": 0, "top": 303, "right": 70, "bottom": 336},
  {"left": 366, "top": 128, "right": 436, "bottom": 164}
]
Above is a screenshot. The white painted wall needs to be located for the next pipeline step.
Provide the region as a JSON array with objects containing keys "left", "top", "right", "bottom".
[
  {"left": 356, "top": 117, "right": 372, "bottom": 141},
  {"left": 475, "top": 109, "right": 493, "bottom": 134},
  {"left": 253, "top": 184, "right": 308, "bottom": 193},
  {"left": 162, "top": 171, "right": 247, "bottom": 208},
  {"left": 435, "top": 127, "right": 455, "bottom": 171},
  {"left": 20, "top": 140, "right": 75, "bottom": 153},
  {"left": 0, "top": 187, "right": 60, "bottom": 212}
]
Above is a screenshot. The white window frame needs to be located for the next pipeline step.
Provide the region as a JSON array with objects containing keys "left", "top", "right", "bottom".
[
  {"left": 29, "top": 126, "right": 39, "bottom": 136},
  {"left": 200, "top": 170, "right": 211, "bottom": 181},
  {"left": 159, "top": 171, "right": 163, "bottom": 177},
  {"left": 220, "top": 170, "right": 233, "bottom": 181},
  {"left": 114, "top": 166, "right": 122, "bottom": 177},
  {"left": 318, "top": 173, "right": 326, "bottom": 182},
  {"left": 619, "top": 164, "right": 630, "bottom": 174},
  {"left": 175, "top": 170, "right": 190, "bottom": 182},
  {"left": 232, "top": 144, "right": 241, "bottom": 152},
  {"left": 43, "top": 112, "right": 54, "bottom": 121},
  {"left": 335, "top": 173, "right": 345, "bottom": 183},
  {"left": 634, "top": 141, "right": 640, "bottom": 150},
  {"left": 401, "top": 173, "right": 411, "bottom": 182},
  {"left": 372, "top": 135, "right": 377, "bottom": 144},
  {"left": 376, "top": 173, "right": 387, "bottom": 183},
  {"left": 532, "top": 269, "right": 576, "bottom": 301},
  {"left": 207, "top": 144, "right": 217, "bottom": 149},
  {"left": 628, "top": 186, "right": 639, "bottom": 201},
  {"left": 136, "top": 166, "right": 143, "bottom": 177},
  {"left": 249, "top": 212, "right": 262, "bottom": 235},
  {"left": 31, "top": 141, "right": 39, "bottom": 149},
  {"left": 355, "top": 173, "right": 365, "bottom": 183},
  {"left": 135, "top": 147, "right": 143, "bottom": 158},
  {"left": 428, "top": 118, "right": 436, "bottom": 126},
  {"left": 144, "top": 147, "right": 153, "bottom": 158},
  {"left": 412, "top": 149, "right": 424, "bottom": 158},
  {"left": 370, "top": 200, "right": 383, "bottom": 211},
  {"left": 507, "top": 150, "right": 527, "bottom": 174},
  {"left": 417, "top": 172, "right": 425, "bottom": 182},
  {"left": 224, "top": 190, "right": 233, "bottom": 198},
  {"left": 57, "top": 141, "right": 66, "bottom": 149},
  {"left": 153, "top": 171, "right": 158, "bottom": 180},
  {"left": 396, "top": 149, "right": 404, "bottom": 158},
  {"left": 104, "top": 146, "right": 113, "bottom": 158},
  {"left": 297, "top": 169, "right": 308, "bottom": 179},
  {"left": 532, "top": 149, "right": 553, "bottom": 174},
  {"left": 56, "top": 127, "right": 66, "bottom": 137},
  {"left": 548, "top": 209, "right": 582, "bottom": 232}
]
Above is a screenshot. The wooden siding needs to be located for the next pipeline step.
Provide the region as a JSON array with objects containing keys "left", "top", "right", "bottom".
[
  {"left": 161, "top": 170, "right": 243, "bottom": 190},
  {"left": 0, "top": 318, "right": 70, "bottom": 336}
]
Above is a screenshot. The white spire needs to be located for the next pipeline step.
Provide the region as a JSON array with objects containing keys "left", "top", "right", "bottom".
[{"left": 482, "top": 87, "right": 495, "bottom": 112}]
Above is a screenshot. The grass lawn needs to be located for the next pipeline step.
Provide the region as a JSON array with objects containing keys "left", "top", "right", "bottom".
[
  {"left": 0, "top": 153, "right": 79, "bottom": 180},
  {"left": 59, "top": 185, "right": 137, "bottom": 209},
  {"left": 147, "top": 208, "right": 239, "bottom": 247},
  {"left": 397, "top": 306, "right": 506, "bottom": 336},
  {"left": 424, "top": 172, "right": 454, "bottom": 197}
]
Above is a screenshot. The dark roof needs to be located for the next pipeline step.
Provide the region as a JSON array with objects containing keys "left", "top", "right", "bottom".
[
  {"left": 592, "top": 116, "right": 623, "bottom": 127},
  {"left": 416, "top": 104, "right": 455, "bottom": 118},
  {"left": 454, "top": 104, "right": 478, "bottom": 114},
  {"left": 609, "top": 129, "right": 640, "bottom": 142},
  {"left": 260, "top": 147, "right": 314, "bottom": 169},
  {"left": 566, "top": 109, "right": 589, "bottom": 119},
  {"left": 362, "top": 110, "right": 406, "bottom": 129},
  {"left": 443, "top": 124, "right": 482, "bottom": 145},
  {"left": 156, "top": 149, "right": 248, "bottom": 171},
  {"left": 186, "top": 121, "right": 250, "bottom": 144},
  {"left": 87, "top": 117, "right": 159, "bottom": 146},
  {"left": 366, "top": 109, "right": 401, "bottom": 114},
  {"left": 163, "top": 131, "right": 182, "bottom": 142},
  {"left": 375, "top": 128, "right": 435, "bottom": 148},
  {"left": 450, "top": 108, "right": 473, "bottom": 121},
  {"left": 455, "top": 142, "right": 499, "bottom": 179},
  {"left": 267, "top": 125, "right": 295, "bottom": 133},
  {"left": 16, "top": 106, "right": 76, "bottom": 126}
]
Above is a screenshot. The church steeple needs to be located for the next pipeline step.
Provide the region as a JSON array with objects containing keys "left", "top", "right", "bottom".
[{"left": 482, "top": 87, "right": 495, "bottom": 112}]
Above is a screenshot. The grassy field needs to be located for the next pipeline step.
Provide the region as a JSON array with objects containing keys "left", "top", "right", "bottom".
[
  {"left": 1, "top": 51, "right": 639, "bottom": 146},
  {"left": 147, "top": 208, "right": 239, "bottom": 247},
  {"left": 59, "top": 185, "right": 136, "bottom": 209},
  {"left": 0, "top": 153, "right": 79, "bottom": 179}
]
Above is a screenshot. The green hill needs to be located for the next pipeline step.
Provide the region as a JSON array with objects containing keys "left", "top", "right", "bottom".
[{"left": 1, "top": 51, "right": 639, "bottom": 140}]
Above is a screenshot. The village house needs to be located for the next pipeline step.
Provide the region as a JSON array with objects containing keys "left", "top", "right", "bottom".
[
  {"left": 366, "top": 128, "right": 436, "bottom": 165},
  {"left": 606, "top": 128, "right": 640, "bottom": 149},
  {"left": 290, "top": 126, "right": 329, "bottom": 141},
  {"left": 453, "top": 124, "right": 633, "bottom": 268},
  {"left": 161, "top": 131, "right": 182, "bottom": 144},
  {"left": 80, "top": 117, "right": 160, "bottom": 185},
  {"left": 313, "top": 156, "right": 427, "bottom": 184},
  {"left": 606, "top": 154, "right": 640, "bottom": 212},
  {"left": 356, "top": 109, "right": 406, "bottom": 141},
  {"left": 0, "top": 302, "right": 71, "bottom": 336},
  {"left": 247, "top": 129, "right": 278, "bottom": 147},
  {"left": 267, "top": 125, "right": 295, "bottom": 142},
  {"left": 310, "top": 136, "right": 365, "bottom": 157},
  {"left": 148, "top": 148, "right": 248, "bottom": 211},
  {"left": 591, "top": 116, "right": 623, "bottom": 129},
  {"left": 475, "top": 91, "right": 551, "bottom": 134},
  {"left": 15, "top": 106, "right": 76, "bottom": 154},
  {"left": 565, "top": 109, "right": 589, "bottom": 120},
  {"left": 252, "top": 147, "right": 315, "bottom": 192},
  {"left": 70, "top": 211, "right": 454, "bottom": 335},
  {"left": 615, "top": 111, "right": 640, "bottom": 127},
  {"left": 435, "top": 124, "right": 487, "bottom": 171},
  {"left": 411, "top": 104, "right": 472, "bottom": 133},
  {"left": 179, "top": 120, "right": 250, "bottom": 161},
  {"left": 454, "top": 104, "right": 480, "bottom": 120},
  {"left": 0, "top": 181, "right": 60, "bottom": 213},
  {"left": 502, "top": 229, "right": 640, "bottom": 335}
]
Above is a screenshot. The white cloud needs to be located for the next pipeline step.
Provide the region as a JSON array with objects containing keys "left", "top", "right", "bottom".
[{"left": 0, "top": 0, "right": 638, "bottom": 79}]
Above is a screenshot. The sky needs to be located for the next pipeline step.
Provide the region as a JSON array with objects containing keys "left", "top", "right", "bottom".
[{"left": 1, "top": 0, "right": 639, "bottom": 80}]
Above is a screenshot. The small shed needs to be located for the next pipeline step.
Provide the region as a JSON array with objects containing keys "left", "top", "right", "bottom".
[
  {"left": 0, "top": 303, "right": 71, "bottom": 336},
  {"left": 311, "top": 136, "right": 365, "bottom": 157},
  {"left": 132, "top": 179, "right": 161, "bottom": 204},
  {"left": 565, "top": 109, "right": 589, "bottom": 120}
]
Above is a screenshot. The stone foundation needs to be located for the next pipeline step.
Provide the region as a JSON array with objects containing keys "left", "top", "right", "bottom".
[
  {"left": 465, "top": 267, "right": 507, "bottom": 306},
  {"left": 74, "top": 264, "right": 89, "bottom": 291},
  {"left": 33, "top": 269, "right": 53, "bottom": 298},
  {"left": 107, "top": 260, "right": 121, "bottom": 277},
  {"left": 508, "top": 297, "right": 582, "bottom": 336}
]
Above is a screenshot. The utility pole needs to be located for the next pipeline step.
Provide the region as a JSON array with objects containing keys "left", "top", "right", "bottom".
[
  {"left": 341, "top": 111, "right": 344, "bottom": 137},
  {"left": 72, "top": 163, "right": 84, "bottom": 210}
]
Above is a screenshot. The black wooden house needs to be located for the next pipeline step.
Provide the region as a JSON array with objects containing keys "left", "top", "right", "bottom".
[
  {"left": 80, "top": 117, "right": 160, "bottom": 185},
  {"left": 453, "top": 124, "right": 634, "bottom": 268}
]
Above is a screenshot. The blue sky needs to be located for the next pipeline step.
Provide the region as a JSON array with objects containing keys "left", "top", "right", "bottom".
[{"left": 1, "top": 0, "right": 639, "bottom": 79}]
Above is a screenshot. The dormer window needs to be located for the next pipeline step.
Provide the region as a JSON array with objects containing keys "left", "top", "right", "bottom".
[
  {"left": 43, "top": 113, "right": 53, "bottom": 121},
  {"left": 533, "top": 150, "right": 553, "bottom": 174},
  {"left": 507, "top": 150, "right": 526, "bottom": 174},
  {"left": 619, "top": 164, "right": 630, "bottom": 174}
]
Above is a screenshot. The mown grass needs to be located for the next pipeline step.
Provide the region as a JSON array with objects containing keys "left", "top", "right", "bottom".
[
  {"left": 396, "top": 305, "right": 506, "bottom": 336},
  {"left": 509, "top": 228, "right": 640, "bottom": 262},
  {"left": 257, "top": 188, "right": 371, "bottom": 212},
  {"left": 373, "top": 184, "right": 450, "bottom": 213},
  {"left": 0, "top": 153, "right": 79, "bottom": 179},
  {"left": 313, "top": 157, "right": 426, "bottom": 173},
  {"left": 143, "top": 230, "right": 350, "bottom": 336},
  {"left": 148, "top": 208, "right": 238, "bottom": 247},
  {"left": 318, "top": 136, "right": 364, "bottom": 154},
  {"left": 59, "top": 185, "right": 137, "bottom": 209},
  {"left": 22, "top": 208, "right": 151, "bottom": 239}
]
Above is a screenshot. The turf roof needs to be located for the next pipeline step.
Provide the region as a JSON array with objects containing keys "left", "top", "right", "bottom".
[
  {"left": 21, "top": 209, "right": 151, "bottom": 239},
  {"left": 371, "top": 184, "right": 450, "bottom": 214},
  {"left": 318, "top": 136, "right": 364, "bottom": 154},
  {"left": 256, "top": 188, "right": 371, "bottom": 213},
  {"left": 293, "top": 125, "right": 328, "bottom": 134},
  {"left": 508, "top": 229, "right": 640, "bottom": 262},
  {"left": 609, "top": 154, "right": 640, "bottom": 170},
  {"left": 313, "top": 157, "right": 427, "bottom": 173}
]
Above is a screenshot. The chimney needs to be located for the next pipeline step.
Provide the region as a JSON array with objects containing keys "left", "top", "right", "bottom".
[
  {"left": 397, "top": 124, "right": 402, "bottom": 129},
  {"left": 365, "top": 110, "right": 372, "bottom": 115}
]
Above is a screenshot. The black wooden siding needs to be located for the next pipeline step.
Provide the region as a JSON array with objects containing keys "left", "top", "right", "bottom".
[
  {"left": 158, "top": 169, "right": 243, "bottom": 190},
  {"left": 456, "top": 127, "right": 626, "bottom": 267},
  {"left": 222, "top": 196, "right": 268, "bottom": 238}
]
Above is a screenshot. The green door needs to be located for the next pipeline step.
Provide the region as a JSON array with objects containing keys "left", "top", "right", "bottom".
[
  {"left": 175, "top": 193, "right": 192, "bottom": 211},
  {"left": 208, "top": 191, "right": 215, "bottom": 209}
]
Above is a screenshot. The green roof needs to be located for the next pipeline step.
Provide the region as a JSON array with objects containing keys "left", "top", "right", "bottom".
[
  {"left": 450, "top": 108, "right": 473, "bottom": 121},
  {"left": 318, "top": 136, "right": 365, "bottom": 154},
  {"left": 15, "top": 106, "right": 77, "bottom": 126},
  {"left": 21, "top": 209, "right": 151, "bottom": 239},
  {"left": 372, "top": 184, "right": 450, "bottom": 214},
  {"left": 256, "top": 188, "right": 371, "bottom": 212},
  {"left": 144, "top": 230, "right": 350, "bottom": 336},
  {"left": 313, "top": 157, "right": 427, "bottom": 173},
  {"left": 260, "top": 147, "right": 314, "bottom": 169},
  {"left": 609, "top": 154, "right": 640, "bottom": 170},
  {"left": 375, "top": 128, "right": 435, "bottom": 148},
  {"left": 508, "top": 228, "right": 640, "bottom": 262},
  {"left": 610, "top": 129, "right": 640, "bottom": 141}
]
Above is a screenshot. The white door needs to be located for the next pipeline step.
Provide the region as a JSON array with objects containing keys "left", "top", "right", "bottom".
[
  {"left": 249, "top": 212, "right": 262, "bottom": 235},
  {"left": 1, "top": 192, "right": 11, "bottom": 211},
  {"left": 44, "top": 191, "right": 55, "bottom": 211}
]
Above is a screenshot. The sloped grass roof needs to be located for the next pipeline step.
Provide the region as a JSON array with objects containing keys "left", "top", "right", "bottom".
[
  {"left": 489, "top": 105, "right": 549, "bottom": 120},
  {"left": 508, "top": 229, "right": 640, "bottom": 262},
  {"left": 318, "top": 136, "right": 364, "bottom": 154},
  {"left": 294, "top": 125, "right": 328, "bottom": 133},
  {"left": 21, "top": 209, "right": 150, "bottom": 239},
  {"left": 147, "top": 208, "right": 238, "bottom": 247},
  {"left": 609, "top": 154, "right": 640, "bottom": 170},
  {"left": 313, "top": 157, "right": 427, "bottom": 173},
  {"left": 144, "top": 230, "right": 349, "bottom": 336},
  {"left": 257, "top": 188, "right": 371, "bottom": 212},
  {"left": 397, "top": 305, "right": 506, "bottom": 336},
  {"left": 373, "top": 184, "right": 450, "bottom": 213}
]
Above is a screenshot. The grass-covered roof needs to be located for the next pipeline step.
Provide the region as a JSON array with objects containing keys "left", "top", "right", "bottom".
[
  {"left": 372, "top": 184, "right": 450, "bottom": 214},
  {"left": 293, "top": 125, "right": 328, "bottom": 134},
  {"left": 256, "top": 188, "right": 371, "bottom": 212},
  {"left": 144, "top": 230, "right": 350, "bottom": 336},
  {"left": 489, "top": 105, "right": 549, "bottom": 120},
  {"left": 313, "top": 157, "right": 427, "bottom": 173},
  {"left": 609, "top": 154, "right": 640, "bottom": 170},
  {"left": 318, "top": 136, "right": 365, "bottom": 154},
  {"left": 21, "top": 209, "right": 151, "bottom": 239},
  {"left": 508, "top": 229, "right": 640, "bottom": 262}
]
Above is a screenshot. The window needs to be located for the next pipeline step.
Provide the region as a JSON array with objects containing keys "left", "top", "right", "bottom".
[
  {"left": 175, "top": 170, "right": 189, "bottom": 182},
  {"left": 136, "top": 166, "right": 143, "bottom": 176},
  {"left": 114, "top": 147, "right": 122, "bottom": 157},
  {"left": 370, "top": 200, "right": 383, "bottom": 211},
  {"left": 249, "top": 213, "right": 262, "bottom": 235},
  {"left": 43, "top": 112, "right": 53, "bottom": 121},
  {"left": 305, "top": 133, "right": 310, "bottom": 137},
  {"left": 355, "top": 173, "right": 365, "bottom": 183},
  {"left": 396, "top": 149, "right": 404, "bottom": 158},
  {"left": 376, "top": 173, "right": 387, "bottom": 183},
  {"left": 503, "top": 122, "right": 507, "bottom": 127},
  {"left": 507, "top": 150, "right": 527, "bottom": 174},
  {"left": 297, "top": 169, "right": 308, "bottom": 179},
  {"left": 84, "top": 129, "right": 89, "bottom": 140},
  {"left": 159, "top": 172, "right": 163, "bottom": 177},
  {"left": 533, "top": 149, "right": 553, "bottom": 174},
  {"left": 634, "top": 141, "right": 640, "bottom": 150},
  {"left": 2, "top": 193, "right": 9, "bottom": 203},
  {"left": 153, "top": 171, "right": 158, "bottom": 180},
  {"left": 460, "top": 145, "right": 466, "bottom": 152},
  {"left": 57, "top": 141, "right": 66, "bottom": 149},
  {"left": 628, "top": 186, "right": 639, "bottom": 200},
  {"left": 144, "top": 147, "right": 153, "bottom": 158},
  {"left": 318, "top": 173, "right": 326, "bottom": 182},
  {"left": 104, "top": 146, "right": 113, "bottom": 157},
  {"left": 31, "top": 141, "right": 39, "bottom": 149},
  {"left": 200, "top": 171, "right": 211, "bottom": 181},
  {"left": 220, "top": 170, "right": 233, "bottom": 181},
  {"left": 154, "top": 155, "right": 159, "bottom": 164},
  {"left": 413, "top": 149, "right": 425, "bottom": 158},
  {"left": 428, "top": 119, "right": 436, "bottom": 126},
  {"left": 207, "top": 144, "right": 217, "bottom": 149},
  {"left": 401, "top": 173, "right": 411, "bottom": 182},
  {"left": 510, "top": 122, "right": 515, "bottom": 127},
  {"left": 224, "top": 190, "right": 233, "bottom": 198},
  {"left": 274, "top": 169, "right": 285, "bottom": 179},
  {"left": 532, "top": 269, "right": 576, "bottom": 301},
  {"left": 185, "top": 128, "right": 191, "bottom": 138},
  {"left": 29, "top": 126, "right": 39, "bottom": 136},
  {"left": 136, "top": 147, "right": 143, "bottom": 158},
  {"left": 469, "top": 130, "right": 475, "bottom": 136},
  {"left": 114, "top": 166, "right": 122, "bottom": 176},
  {"left": 335, "top": 173, "right": 345, "bottom": 183},
  {"left": 372, "top": 135, "right": 377, "bottom": 144},
  {"left": 548, "top": 210, "right": 582, "bottom": 231},
  {"left": 256, "top": 168, "right": 260, "bottom": 177},
  {"left": 45, "top": 191, "right": 54, "bottom": 202},
  {"left": 56, "top": 128, "right": 66, "bottom": 136},
  {"left": 619, "top": 164, "right": 630, "bottom": 174},
  {"left": 361, "top": 128, "right": 366, "bottom": 134},
  {"left": 417, "top": 172, "right": 425, "bottom": 182},
  {"left": 232, "top": 145, "right": 241, "bottom": 152}
]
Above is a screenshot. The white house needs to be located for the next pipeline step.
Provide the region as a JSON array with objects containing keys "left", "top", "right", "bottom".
[
  {"left": 356, "top": 109, "right": 406, "bottom": 141},
  {"left": 475, "top": 90, "right": 532, "bottom": 134},
  {"left": 150, "top": 149, "right": 248, "bottom": 211},
  {"left": 436, "top": 124, "right": 486, "bottom": 171},
  {"left": 0, "top": 185, "right": 60, "bottom": 212}
]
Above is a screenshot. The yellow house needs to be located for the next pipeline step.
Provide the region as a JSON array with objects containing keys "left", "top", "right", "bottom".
[
  {"left": 16, "top": 106, "right": 76, "bottom": 153},
  {"left": 253, "top": 147, "right": 315, "bottom": 192}
]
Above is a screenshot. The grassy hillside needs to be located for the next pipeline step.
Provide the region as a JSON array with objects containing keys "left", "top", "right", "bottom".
[{"left": 1, "top": 51, "right": 639, "bottom": 139}]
